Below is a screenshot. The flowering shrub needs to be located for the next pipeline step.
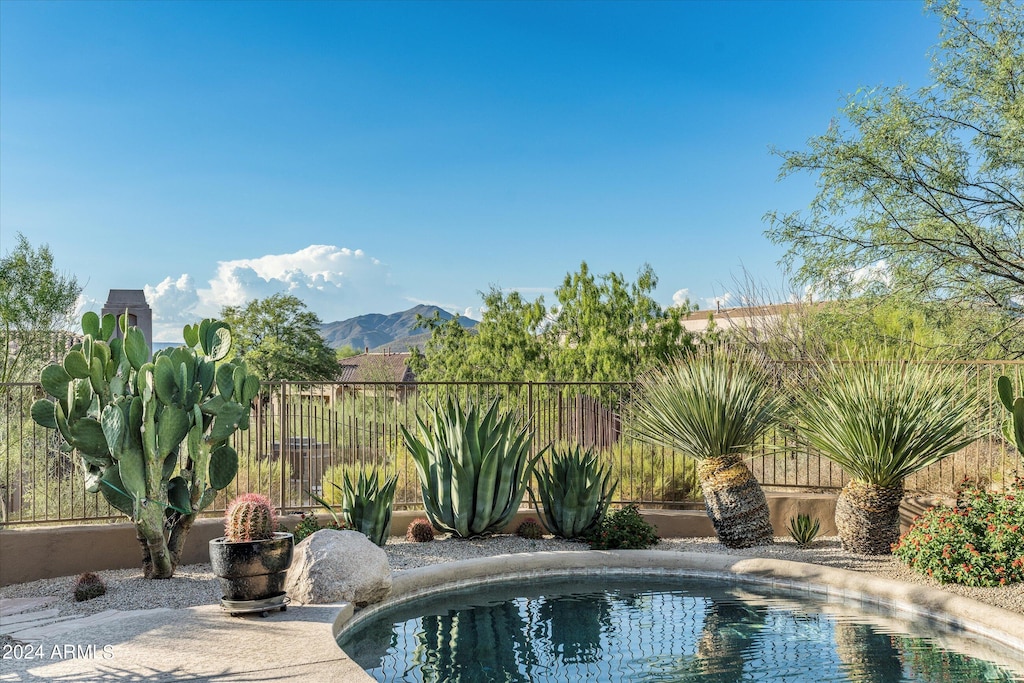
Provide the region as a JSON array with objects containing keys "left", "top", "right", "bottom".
[
  {"left": 892, "top": 478, "right": 1024, "bottom": 587},
  {"left": 588, "top": 504, "right": 659, "bottom": 550}
]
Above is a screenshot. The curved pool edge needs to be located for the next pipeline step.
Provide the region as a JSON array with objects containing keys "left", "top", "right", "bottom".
[{"left": 335, "top": 550, "right": 1024, "bottom": 680}]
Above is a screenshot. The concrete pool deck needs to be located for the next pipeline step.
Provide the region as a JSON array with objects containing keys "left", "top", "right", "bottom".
[{"left": 2, "top": 551, "right": 1023, "bottom": 682}]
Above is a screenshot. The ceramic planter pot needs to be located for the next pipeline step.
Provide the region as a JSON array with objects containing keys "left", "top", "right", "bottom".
[{"left": 209, "top": 532, "right": 294, "bottom": 602}]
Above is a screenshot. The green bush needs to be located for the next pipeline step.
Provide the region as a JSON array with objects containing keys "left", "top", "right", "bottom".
[
  {"left": 892, "top": 478, "right": 1024, "bottom": 586},
  {"left": 588, "top": 504, "right": 659, "bottom": 550},
  {"left": 291, "top": 512, "right": 344, "bottom": 543}
]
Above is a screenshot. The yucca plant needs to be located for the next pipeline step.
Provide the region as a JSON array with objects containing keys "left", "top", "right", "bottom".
[
  {"left": 532, "top": 445, "right": 617, "bottom": 539},
  {"left": 400, "top": 397, "right": 542, "bottom": 538},
  {"left": 787, "top": 514, "right": 821, "bottom": 548},
  {"left": 792, "top": 360, "right": 982, "bottom": 555},
  {"left": 629, "top": 344, "right": 781, "bottom": 548},
  {"left": 309, "top": 468, "right": 397, "bottom": 547}
]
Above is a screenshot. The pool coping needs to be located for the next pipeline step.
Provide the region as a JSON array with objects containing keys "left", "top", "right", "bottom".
[{"left": 336, "top": 551, "right": 1024, "bottom": 680}]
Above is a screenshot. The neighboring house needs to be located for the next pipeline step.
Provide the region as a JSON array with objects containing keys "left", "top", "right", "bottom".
[
  {"left": 680, "top": 303, "right": 804, "bottom": 334},
  {"left": 337, "top": 350, "right": 416, "bottom": 383}
]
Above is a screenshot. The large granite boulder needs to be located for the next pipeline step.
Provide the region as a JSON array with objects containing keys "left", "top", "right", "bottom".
[{"left": 284, "top": 529, "right": 392, "bottom": 607}]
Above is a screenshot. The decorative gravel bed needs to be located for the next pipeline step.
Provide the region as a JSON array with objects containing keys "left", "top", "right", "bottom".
[{"left": 2, "top": 535, "right": 1022, "bottom": 623}]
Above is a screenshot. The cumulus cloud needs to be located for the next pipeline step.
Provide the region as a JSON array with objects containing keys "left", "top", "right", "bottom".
[
  {"left": 144, "top": 245, "right": 405, "bottom": 341},
  {"left": 703, "top": 292, "right": 733, "bottom": 310},
  {"left": 851, "top": 260, "right": 891, "bottom": 289},
  {"left": 671, "top": 288, "right": 691, "bottom": 308},
  {"left": 145, "top": 275, "right": 201, "bottom": 338}
]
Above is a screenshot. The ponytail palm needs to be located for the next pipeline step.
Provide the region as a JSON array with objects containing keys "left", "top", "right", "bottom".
[
  {"left": 630, "top": 345, "right": 781, "bottom": 548},
  {"left": 793, "top": 361, "right": 982, "bottom": 554}
]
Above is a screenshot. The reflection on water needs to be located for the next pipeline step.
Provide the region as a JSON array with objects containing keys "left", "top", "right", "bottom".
[{"left": 339, "top": 576, "right": 1023, "bottom": 683}]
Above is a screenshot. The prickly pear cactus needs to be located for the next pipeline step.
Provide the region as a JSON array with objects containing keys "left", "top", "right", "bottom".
[
  {"left": 225, "top": 493, "right": 276, "bottom": 542},
  {"left": 997, "top": 374, "right": 1024, "bottom": 461},
  {"left": 31, "top": 313, "right": 261, "bottom": 578}
]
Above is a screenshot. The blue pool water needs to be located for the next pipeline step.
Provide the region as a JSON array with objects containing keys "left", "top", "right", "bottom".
[{"left": 338, "top": 575, "right": 1024, "bottom": 682}]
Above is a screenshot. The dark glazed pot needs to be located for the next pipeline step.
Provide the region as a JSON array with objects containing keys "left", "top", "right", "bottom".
[{"left": 209, "top": 532, "right": 294, "bottom": 601}]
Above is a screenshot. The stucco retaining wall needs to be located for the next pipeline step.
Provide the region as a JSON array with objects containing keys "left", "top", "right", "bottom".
[{"left": 2, "top": 493, "right": 850, "bottom": 586}]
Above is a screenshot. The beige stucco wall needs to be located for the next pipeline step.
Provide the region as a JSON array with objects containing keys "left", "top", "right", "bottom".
[
  {"left": 2, "top": 493, "right": 859, "bottom": 587},
  {"left": 4, "top": 491, "right": 933, "bottom": 589}
]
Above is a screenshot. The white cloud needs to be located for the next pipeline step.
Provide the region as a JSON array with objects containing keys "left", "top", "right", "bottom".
[
  {"left": 145, "top": 275, "right": 200, "bottom": 338},
  {"left": 144, "top": 245, "right": 405, "bottom": 341},
  {"left": 851, "top": 260, "right": 891, "bottom": 289},
  {"left": 703, "top": 292, "right": 733, "bottom": 310},
  {"left": 671, "top": 288, "right": 691, "bottom": 308}
]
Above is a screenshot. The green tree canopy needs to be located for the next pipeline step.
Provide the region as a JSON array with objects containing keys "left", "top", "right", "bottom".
[
  {"left": 0, "top": 233, "right": 82, "bottom": 385},
  {"left": 766, "top": 0, "right": 1023, "bottom": 319},
  {"left": 412, "top": 262, "right": 694, "bottom": 382},
  {"left": 221, "top": 293, "right": 339, "bottom": 382},
  {"left": 545, "top": 262, "right": 693, "bottom": 382}
]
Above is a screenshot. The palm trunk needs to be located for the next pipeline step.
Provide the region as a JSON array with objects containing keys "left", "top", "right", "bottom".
[
  {"left": 698, "top": 454, "right": 773, "bottom": 548},
  {"left": 835, "top": 479, "right": 903, "bottom": 555},
  {"left": 834, "top": 622, "right": 904, "bottom": 682}
]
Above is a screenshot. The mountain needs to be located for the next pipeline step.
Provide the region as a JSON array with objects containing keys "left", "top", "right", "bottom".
[{"left": 320, "top": 304, "right": 477, "bottom": 352}]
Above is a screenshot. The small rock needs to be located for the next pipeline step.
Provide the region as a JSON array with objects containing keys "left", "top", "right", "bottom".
[{"left": 285, "top": 529, "right": 392, "bottom": 607}]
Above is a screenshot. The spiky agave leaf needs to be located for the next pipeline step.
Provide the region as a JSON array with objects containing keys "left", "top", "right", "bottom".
[
  {"left": 792, "top": 360, "right": 983, "bottom": 488},
  {"left": 534, "top": 445, "right": 617, "bottom": 539},
  {"left": 400, "top": 396, "right": 541, "bottom": 538}
]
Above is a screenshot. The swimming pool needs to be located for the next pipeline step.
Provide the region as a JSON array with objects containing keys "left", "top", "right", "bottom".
[
  {"left": 340, "top": 575, "right": 1023, "bottom": 682},
  {"left": 335, "top": 552, "right": 1024, "bottom": 683}
]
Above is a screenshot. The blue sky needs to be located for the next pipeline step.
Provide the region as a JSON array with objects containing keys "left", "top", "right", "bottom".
[{"left": 0, "top": 1, "right": 940, "bottom": 341}]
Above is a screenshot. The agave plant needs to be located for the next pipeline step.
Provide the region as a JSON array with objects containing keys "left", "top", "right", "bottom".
[
  {"left": 310, "top": 468, "right": 397, "bottom": 547},
  {"left": 787, "top": 514, "right": 821, "bottom": 548},
  {"left": 400, "top": 397, "right": 541, "bottom": 538},
  {"left": 532, "top": 445, "right": 617, "bottom": 539},
  {"left": 792, "top": 360, "right": 982, "bottom": 554},
  {"left": 629, "top": 344, "right": 780, "bottom": 548}
]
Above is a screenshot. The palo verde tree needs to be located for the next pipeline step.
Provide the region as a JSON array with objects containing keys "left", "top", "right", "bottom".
[
  {"left": 767, "top": 0, "right": 1023, "bottom": 319},
  {"left": 409, "top": 289, "right": 548, "bottom": 382},
  {"left": 221, "top": 293, "right": 339, "bottom": 382},
  {"left": 412, "top": 262, "right": 695, "bottom": 383},
  {"left": 0, "top": 234, "right": 81, "bottom": 388},
  {"left": 545, "top": 262, "right": 694, "bottom": 383}
]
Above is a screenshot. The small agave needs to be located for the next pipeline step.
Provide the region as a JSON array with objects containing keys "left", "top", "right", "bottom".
[{"left": 788, "top": 514, "right": 821, "bottom": 548}]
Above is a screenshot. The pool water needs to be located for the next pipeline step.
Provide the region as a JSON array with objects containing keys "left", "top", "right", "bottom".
[{"left": 338, "top": 576, "right": 1024, "bottom": 682}]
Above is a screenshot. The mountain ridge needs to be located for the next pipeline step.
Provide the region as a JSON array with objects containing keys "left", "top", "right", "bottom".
[{"left": 320, "top": 304, "right": 476, "bottom": 352}]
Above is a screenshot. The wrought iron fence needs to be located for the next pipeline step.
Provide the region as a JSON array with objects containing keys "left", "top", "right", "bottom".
[{"left": 2, "top": 362, "right": 1022, "bottom": 526}]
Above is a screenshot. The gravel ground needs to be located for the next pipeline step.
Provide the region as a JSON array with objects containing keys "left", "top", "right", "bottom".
[{"left": 3, "top": 535, "right": 1022, "bottom": 622}]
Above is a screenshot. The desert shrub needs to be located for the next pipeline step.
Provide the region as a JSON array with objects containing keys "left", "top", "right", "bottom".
[
  {"left": 588, "top": 504, "right": 659, "bottom": 550},
  {"left": 892, "top": 478, "right": 1024, "bottom": 586},
  {"left": 516, "top": 518, "right": 545, "bottom": 540},
  {"left": 406, "top": 517, "right": 435, "bottom": 542},
  {"left": 73, "top": 572, "right": 106, "bottom": 602},
  {"left": 291, "top": 512, "right": 344, "bottom": 543}
]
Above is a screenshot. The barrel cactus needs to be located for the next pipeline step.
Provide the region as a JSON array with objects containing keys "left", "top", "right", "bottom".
[
  {"left": 31, "top": 313, "right": 260, "bottom": 578},
  {"left": 225, "top": 493, "right": 276, "bottom": 542}
]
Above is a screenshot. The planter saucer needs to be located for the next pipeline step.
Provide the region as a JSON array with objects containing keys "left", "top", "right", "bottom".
[{"left": 219, "top": 592, "right": 290, "bottom": 617}]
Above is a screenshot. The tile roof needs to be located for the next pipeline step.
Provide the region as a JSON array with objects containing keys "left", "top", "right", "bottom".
[{"left": 337, "top": 353, "right": 415, "bottom": 383}]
